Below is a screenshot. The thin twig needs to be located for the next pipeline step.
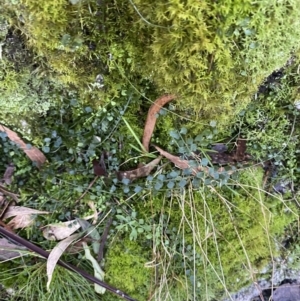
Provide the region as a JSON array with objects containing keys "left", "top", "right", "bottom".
[{"left": 75, "top": 176, "right": 98, "bottom": 204}]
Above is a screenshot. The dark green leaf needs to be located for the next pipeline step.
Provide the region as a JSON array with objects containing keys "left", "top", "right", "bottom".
[
  {"left": 169, "top": 130, "right": 180, "bottom": 139},
  {"left": 42, "top": 146, "right": 50, "bottom": 153},
  {"left": 180, "top": 127, "right": 187, "bottom": 135},
  {"left": 155, "top": 181, "right": 163, "bottom": 190},
  {"left": 167, "top": 181, "right": 175, "bottom": 189},
  {"left": 134, "top": 186, "right": 142, "bottom": 193},
  {"left": 201, "top": 158, "right": 209, "bottom": 166},
  {"left": 178, "top": 179, "right": 187, "bottom": 188}
]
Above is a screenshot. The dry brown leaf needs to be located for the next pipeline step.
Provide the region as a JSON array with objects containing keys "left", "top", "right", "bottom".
[
  {"left": 0, "top": 125, "right": 46, "bottom": 168},
  {"left": 2, "top": 163, "right": 15, "bottom": 185},
  {"left": 154, "top": 145, "right": 236, "bottom": 176},
  {"left": 47, "top": 233, "right": 82, "bottom": 290},
  {"left": 117, "top": 156, "right": 162, "bottom": 181},
  {"left": 7, "top": 214, "right": 36, "bottom": 229},
  {"left": 42, "top": 220, "right": 81, "bottom": 241},
  {"left": 65, "top": 237, "right": 92, "bottom": 254},
  {"left": 142, "top": 95, "right": 176, "bottom": 152},
  {"left": 3, "top": 206, "right": 49, "bottom": 230},
  {"left": 93, "top": 153, "right": 107, "bottom": 176},
  {"left": 0, "top": 237, "right": 27, "bottom": 261},
  {"left": 3, "top": 206, "right": 49, "bottom": 220},
  {"left": 153, "top": 145, "right": 196, "bottom": 171}
]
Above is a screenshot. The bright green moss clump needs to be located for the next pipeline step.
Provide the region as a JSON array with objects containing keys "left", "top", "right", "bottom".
[
  {"left": 2, "top": 0, "right": 300, "bottom": 126},
  {"left": 104, "top": 237, "right": 152, "bottom": 301},
  {"left": 137, "top": 167, "right": 297, "bottom": 300},
  {"left": 131, "top": 0, "right": 300, "bottom": 122}
]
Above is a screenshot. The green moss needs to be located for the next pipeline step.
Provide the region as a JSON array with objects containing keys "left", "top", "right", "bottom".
[
  {"left": 104, "top": 237, "right": 152, "bottom": 300},
  {"left": 137, "top": 167, "right": 297, "bottom": 299},
  {"left": 3, "top": 0, "right": 300, "bottom": 129},
  {"left": 127, "top": 0, "right": 300, "bottom": 123},
  {"left": 2, "top": 0, "right": 300, "bottom": 127}
]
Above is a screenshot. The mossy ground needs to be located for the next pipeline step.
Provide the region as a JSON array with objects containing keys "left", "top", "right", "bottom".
[{"left": 1, "top": 1, "right": 300, "bottom": 301}]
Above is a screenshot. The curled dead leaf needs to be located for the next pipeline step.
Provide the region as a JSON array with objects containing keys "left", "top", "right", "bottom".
[
  {"left": 117, "top": 156, "right": 162, "bottom": 181},
  {"left": 65, "top": 237, "right": 92, "bottom": 254},
  {"left": 92, "top": 153, "right": 107, "bottom": 176},
  {"left": 153, "top": 145, "right": 195, "bottom": 171},
  {"left": 153, "top": 145, "right": 236, "bottom": 177},
  {"left": 3, "top": 206, "right": 49, "bottom": 220},
  {"left": 42, "top": 220, "right": 81, "bottom": 241},
  {"left": 142, "top": 94, "right": 176, "bottom": 152},
  {"left": 2, "top": 206, "right": 49, "bottom": 230},
  {"left": 0, "top": 125, "right": 46, "bottom": 168},
  {"left": 1, "top": 163, "right": 15, "bottom": 185}
]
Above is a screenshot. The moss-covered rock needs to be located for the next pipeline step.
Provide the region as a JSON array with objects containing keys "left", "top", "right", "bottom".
[{"left": 2, "top": 0, "right": 300, "bottom": 127}]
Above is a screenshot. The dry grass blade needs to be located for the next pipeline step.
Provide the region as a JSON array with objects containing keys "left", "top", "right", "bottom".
[{"left": 0, "top": 125, "right": 46, "bottom": 168}]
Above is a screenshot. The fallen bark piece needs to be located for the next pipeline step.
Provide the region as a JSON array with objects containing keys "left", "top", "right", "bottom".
[
  {"left": 235, "top": 138, "right": 247, "bottom": 161},
  {"left": 0, "top": 125, "right": 46, "bottom": 168},
  {"left": 117, "top": 156, "right": 162, "bottom": 181},
  {"left": 142, "top": 94, "right": 176, "bottom": 152}
]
